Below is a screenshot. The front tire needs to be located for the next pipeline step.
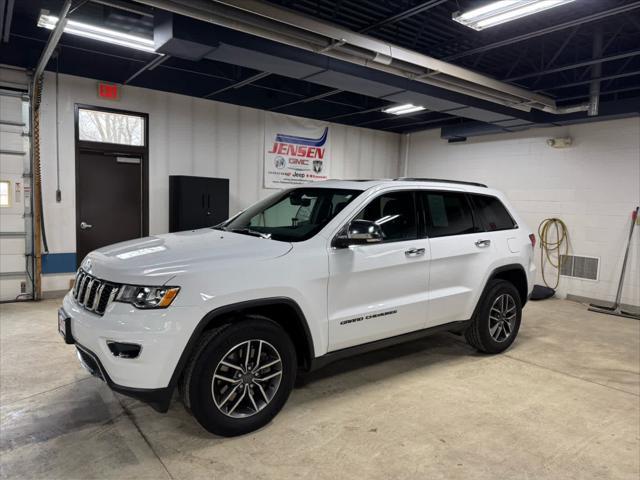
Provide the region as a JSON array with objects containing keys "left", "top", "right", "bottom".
[
  {"left": 181, "top": 316, "right": 296, "bottom": 436},
  {"left": 465, "top": 279, "right": 522, "bottom": 354}
]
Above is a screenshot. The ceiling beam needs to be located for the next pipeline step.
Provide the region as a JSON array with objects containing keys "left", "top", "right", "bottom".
[
  {"left": 124, "top": 54, "right": 170, "bottom": 84},
  {"left": 13, "top": 32, "right": 375, "bottom": 112},
  {"left": 358, "top": 0, "right": 448, "bottom": 34},
  {"left": 558, "top": 86, "right": 640, "bottom": 103},
  {"left": 504, "top": 47, "right": 529, "bottom": 79},
  {"left": 34, "top": 0, "right": 72, "bottom": 81},
  {"left": 325, "top": 105, "right": 388, "bottom": 121},
  {"left": 204, "top": 71, "right": 271, "bottom": 98},
  {"left": 602, "top": 56, "right": 636, "bottom": 90},
  {"left": 314, "top": 1, "right": 448, "bottom": 98},
  {"left": 90, "top": 0, "right": 153, "bottom": 17},
  {"left": 542, "top": 25, "right": 579, "bottom": 71},
  {"left": 0, "top": 0, "right": 6, "bottom": 42},
  {"left": 355, "top": 110, "right": 438, "bottom": 127},
  {"left": 380, "top": 115, "right": 457, "bottom": 131},
  {"left": 69, "top": 0, "right": 91, "bottom": 15},
  {"left": 535, "top": 70, "right": 640, "bottom": 92},
  {"left": 269, "top": 1, "right": 449, "bottom": 114},
  {"left": 271, "top": 88, "right": 342, "bottom": 110},
  {"left": 571, "top": 22, "right": 627, "bottom": 83},
  {"left": 506, "top": 48, "right": 640, "bottom": 83},
  {"left": 444, "top": 2, "right": 640, "bottom": 61},
  {"left": 1, "top": 0, "right": 15, "bottom": 43}
]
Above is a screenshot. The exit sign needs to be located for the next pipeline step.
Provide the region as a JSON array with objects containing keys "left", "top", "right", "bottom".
[{"left": 97, "top": 82, "right": 120, "bottom": 100}]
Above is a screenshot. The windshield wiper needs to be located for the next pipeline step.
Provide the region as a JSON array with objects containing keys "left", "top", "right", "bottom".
[{"left": 228, "top": 228, "right": 272, "bottom": 239}]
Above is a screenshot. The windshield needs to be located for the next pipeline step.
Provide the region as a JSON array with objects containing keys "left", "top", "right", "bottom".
[{"left": 218, "top": 188, "right": 362, "bottom": 242}]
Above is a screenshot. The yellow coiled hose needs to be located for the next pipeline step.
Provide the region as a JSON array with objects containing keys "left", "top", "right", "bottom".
[{"left": 538, "top": 218, "right": 569, "bottom": 289}]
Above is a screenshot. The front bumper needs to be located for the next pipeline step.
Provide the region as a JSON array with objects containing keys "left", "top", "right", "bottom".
[
  {"left": 62, "top": 292, "right": 204, "bottom": 408},
  {"left": 75, "top": 342, "right": 173, "bottom": 412}
]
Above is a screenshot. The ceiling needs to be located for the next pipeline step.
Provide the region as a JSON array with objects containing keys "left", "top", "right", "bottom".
[{"left": 1, "top": 0, "right": 639, "bottom": 135}]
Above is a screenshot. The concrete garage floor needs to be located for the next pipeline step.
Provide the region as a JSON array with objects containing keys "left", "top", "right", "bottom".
[{"left": 0, "top": 299, "right": 638, "bottom": 480}]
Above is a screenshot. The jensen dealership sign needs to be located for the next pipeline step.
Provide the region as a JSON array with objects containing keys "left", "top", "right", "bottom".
[{"left": 264, "top": 113, "right": 331, "bottom": 189}]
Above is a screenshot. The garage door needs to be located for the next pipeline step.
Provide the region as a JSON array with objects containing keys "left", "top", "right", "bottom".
[{"left": 0, "top": 88, "right": 33, "bottom": 301}]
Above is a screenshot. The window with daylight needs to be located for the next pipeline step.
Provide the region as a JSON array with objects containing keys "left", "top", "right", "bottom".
[
  {"left": 78, "top": 108, "right": 145, "bottom": 146},
  {"left": 0, "top": 181, "right": 10, "bottom": 207}
]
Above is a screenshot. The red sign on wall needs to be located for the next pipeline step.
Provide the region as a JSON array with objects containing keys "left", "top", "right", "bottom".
[{"left": 97, "top": 82, "right": 120, "bottom": 100}]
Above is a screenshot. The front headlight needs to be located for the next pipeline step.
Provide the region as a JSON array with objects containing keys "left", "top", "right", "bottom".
[{"left": 116, "top": 285, "right": 180, "bottom": 309}]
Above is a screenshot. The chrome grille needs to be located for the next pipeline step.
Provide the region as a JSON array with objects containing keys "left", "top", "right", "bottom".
[{"left": 73, "top": 270, "right": 120, "bottom": 315}]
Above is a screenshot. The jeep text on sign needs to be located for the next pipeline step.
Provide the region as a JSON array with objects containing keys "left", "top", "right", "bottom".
[{"left": 264, "top": 113, "right": 331, "bottom": 189}]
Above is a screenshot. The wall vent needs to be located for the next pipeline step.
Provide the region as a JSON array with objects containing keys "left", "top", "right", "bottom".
[{"left": 559, "top": 255, "right": 600, "bottom": 281}]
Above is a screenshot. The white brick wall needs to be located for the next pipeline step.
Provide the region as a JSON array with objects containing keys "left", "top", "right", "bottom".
[{"left": 405, "top": 117, "right": 640, "bottom": 307}]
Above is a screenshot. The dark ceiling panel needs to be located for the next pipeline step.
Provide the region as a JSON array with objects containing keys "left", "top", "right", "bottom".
[{"left": 1, "top": 0, "right": 638, "bottom": 135}]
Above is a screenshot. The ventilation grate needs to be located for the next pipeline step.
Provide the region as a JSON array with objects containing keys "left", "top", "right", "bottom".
[{"left": 559, "top": 255, "right": 599, "bottom": 281}]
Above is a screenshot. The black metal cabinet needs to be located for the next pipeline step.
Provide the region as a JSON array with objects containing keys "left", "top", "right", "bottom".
[{"left": 169, "top": 176, "right": 229, "bottom": 232}]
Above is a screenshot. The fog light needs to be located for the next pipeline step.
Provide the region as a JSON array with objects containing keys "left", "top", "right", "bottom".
[{"left": 107, "top": 341, "right": 142, "bottom": 359}]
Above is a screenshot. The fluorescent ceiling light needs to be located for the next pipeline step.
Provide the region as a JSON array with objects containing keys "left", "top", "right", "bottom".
[
  {"left": 452, "top": 0, "right": 575, "bottom": 31},
  {"left": 37, "top": 12, "right": 156, "bottom": 53},
  {"left": 382, "top": 104, "right": 426, "bottom": 115}
]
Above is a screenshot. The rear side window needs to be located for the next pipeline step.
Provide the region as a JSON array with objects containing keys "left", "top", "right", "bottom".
[
  {"left": 472, "top": 195, "right": 517, "bottom": 231},
  {"left": 422, "top": 192, "right": 475, "bottom": 238}
]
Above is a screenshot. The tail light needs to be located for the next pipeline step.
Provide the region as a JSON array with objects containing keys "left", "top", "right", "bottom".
[{"left": 529, "top": 233, "right": 536, "bottom": 248}]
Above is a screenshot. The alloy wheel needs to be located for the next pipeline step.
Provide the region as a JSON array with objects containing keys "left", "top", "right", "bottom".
[
  {"left": 489, "top": 293, "right": 517, "bottom": 342},
  {"left": 211, "top": 340, "right": 283, "bottom": 418}
]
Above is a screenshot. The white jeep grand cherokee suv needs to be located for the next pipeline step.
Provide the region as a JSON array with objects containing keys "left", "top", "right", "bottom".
[{"left": 59, "top": 178, "right": 536, "bottom": 436}]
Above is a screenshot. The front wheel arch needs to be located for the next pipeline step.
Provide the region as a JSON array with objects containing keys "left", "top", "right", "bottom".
[
  {"left": 182, "top": 316, "right": 297, "bottom": 436},
  {"left": 169, "top": 297, "right": 314, "bottom": 394}
]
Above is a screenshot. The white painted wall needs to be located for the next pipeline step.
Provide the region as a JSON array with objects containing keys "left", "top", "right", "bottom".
[
  {"left": 405, "top": 117, "right": 640, "bottom": 307},
  {"left": 20, "top": 67, "right": 640, "bottom": 306},
  {"left": 35, "top": 71, "right": 401, "bottom": 291}
]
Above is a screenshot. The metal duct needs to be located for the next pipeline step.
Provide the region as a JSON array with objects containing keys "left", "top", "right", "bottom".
[
  {"left": 588, "top": 26, "right": 603, "bottom": 117},
  {"left": 131, "top": 0, "right": 589, "bottom": 116}
]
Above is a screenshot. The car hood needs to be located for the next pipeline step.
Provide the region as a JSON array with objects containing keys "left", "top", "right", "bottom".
[{"left": 83, "top": 229, "right": 292, "bottom": 285}]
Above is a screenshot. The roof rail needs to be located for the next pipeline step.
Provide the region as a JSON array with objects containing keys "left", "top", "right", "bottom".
[{"left": 394, "top": 177, "right": 488, "bottom": 188}]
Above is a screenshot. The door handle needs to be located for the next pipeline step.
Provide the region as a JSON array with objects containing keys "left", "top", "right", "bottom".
[
  {"left": 80, "top": 221, "right": 93, "bottom": 230},
  {"left": 475, "top": 239, "right": 491, "bottom": 248},
  {"left": 405, "top": 248, "right": 426, "bottom": 257}
]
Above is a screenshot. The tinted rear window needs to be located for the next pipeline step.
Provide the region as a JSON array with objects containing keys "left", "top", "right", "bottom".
[
  {"left": 472, "top": 195, "right": 516, "bottom": 231},
  {"left": 422, "top": 192, "right": 475, "bottom": 238}
]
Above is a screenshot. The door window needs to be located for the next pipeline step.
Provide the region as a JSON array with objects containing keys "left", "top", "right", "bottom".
[
  {"left": 422, "top": 192, "right": 475, "bottom": 238},
  {"left": 78, "top": 108, "right": 145, "bottom": 146},
  {"left": 471, "top": 194, "right": 517, "bottom": 231},
  {"left": 353, "top": 191, "right": 418, "bottom": 242}
]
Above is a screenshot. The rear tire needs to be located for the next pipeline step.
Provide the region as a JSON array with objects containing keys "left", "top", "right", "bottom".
[
  {"left": 181, "top": 315, "right": 296, "bottom": 436},
  {"left": 465, "top": 279, "right": 522, "bottom": 354}
]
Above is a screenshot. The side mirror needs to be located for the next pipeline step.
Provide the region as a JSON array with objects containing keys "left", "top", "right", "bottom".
[{"left": 333, "top": 219, "right": 383, "bottom": 248}]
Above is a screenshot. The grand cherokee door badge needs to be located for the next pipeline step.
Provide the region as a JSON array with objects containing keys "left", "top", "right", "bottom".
[{"left": 340, "top": 309, "right": 397, "bottom": 325}]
